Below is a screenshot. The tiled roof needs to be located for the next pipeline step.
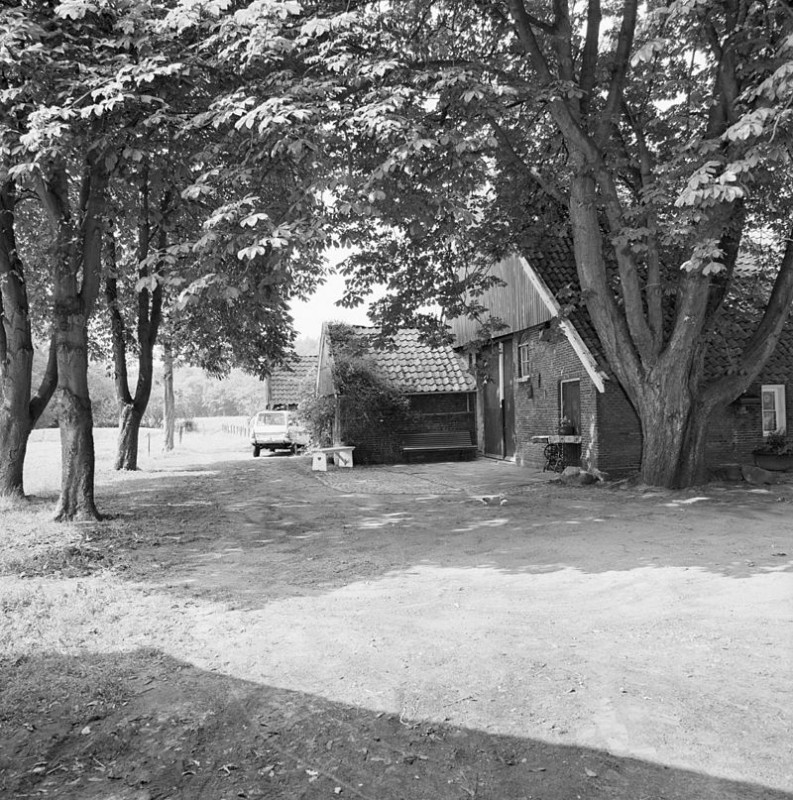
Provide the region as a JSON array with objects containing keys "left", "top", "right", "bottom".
[
  {"left": 333, "top": 326, "right": 476, "bottom": 394},
  {"left": 269, "top": 354, "right": 318, "bottom": 406},
  {"left": 703, "top": 304, "right": 793, "bottom": 384},
  {"left": 520, "top": 235, "right": 610, "bottom": 370}
]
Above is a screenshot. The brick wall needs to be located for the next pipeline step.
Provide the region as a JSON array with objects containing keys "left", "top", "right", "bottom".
[
  {"left": 340, "top": 392, "right": 477, "bottom": 464},
  {"left": 595, "top": 382, "right": 642, "bottom": 477},
  {"left": 408, "top": 393, "right": 477, "bottom": 442},
  {"left": 705, "top": 381, "right": 792, "bottom": 466},
  {"left": 506, "top": 322, "right": 600, "bottom": 471},
  {"left": 468, "top": 323, "right": 793, "bottom": 477}
]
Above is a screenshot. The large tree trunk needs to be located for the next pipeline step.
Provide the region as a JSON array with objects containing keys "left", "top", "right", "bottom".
[
  {"left": 0, "top": 181, "right": 57, "bottom": 498},
  {"left": 0, "top": 400, "right": 32, "bottom": 498},
  {"left": 162, "top": 342, "right": 175, "bottom": 451},
  {"left": 0, "top": 210, "right": 34, "bottom": 497},
  {"left": 115, "top": 403, "right": 143, "bottom": 470},
  {"left": 634, "top": 387, "right": 714, "bottom": 489},
  {"left": 52, "top": 312, "right": 99, "bottom": 521},
  {"left": 40, "top": 157, "right": 107, "bottom": 521}
]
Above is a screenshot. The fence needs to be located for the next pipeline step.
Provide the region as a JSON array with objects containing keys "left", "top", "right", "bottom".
[{"left": 222, "top": 422, "right": 250, "bottom": 437}]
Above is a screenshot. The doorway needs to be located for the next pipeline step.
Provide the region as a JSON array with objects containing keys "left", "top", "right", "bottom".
[
  {"left": 560, "top": 379, "right": 581, "bottom": 434},
  {"left": 481, "top": 340, "right": 516, "bottom": 459}
]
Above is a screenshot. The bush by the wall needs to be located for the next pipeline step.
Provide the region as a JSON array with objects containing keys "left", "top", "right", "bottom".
[{"left": 297, "top": 324, "right": 414, "bottom": 462}]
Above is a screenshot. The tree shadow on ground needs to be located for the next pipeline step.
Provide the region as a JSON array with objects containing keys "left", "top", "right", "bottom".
[
  {"left": 79, "top": 455, "right": 793, "bottom": 597},
  {"left": 1, "top": 649, "right": 788, "bottom": 800}
]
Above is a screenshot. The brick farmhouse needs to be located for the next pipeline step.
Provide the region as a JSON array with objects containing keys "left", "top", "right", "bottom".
[{"left": 450, "top": 240, "right": 793, "bottom": 478}]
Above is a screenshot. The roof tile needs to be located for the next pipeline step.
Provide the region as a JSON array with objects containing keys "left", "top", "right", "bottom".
[
  {"left": 268, "top": 355, "right": 318, "bottom": 406},
  {"left": 333, "top": 326, "right": 476, "bottom": 394}
]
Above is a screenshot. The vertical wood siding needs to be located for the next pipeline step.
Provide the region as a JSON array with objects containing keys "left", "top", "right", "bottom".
[{"left": 451, "top": 255, "right": 553, "bottom": 345}]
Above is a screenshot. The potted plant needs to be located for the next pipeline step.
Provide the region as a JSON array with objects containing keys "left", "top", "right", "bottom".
[
  {"left": 752, "top": 431, "right": 793, "bottom": 471},
  {"left": 558, "top": 415, "right": 575, "bottom": 435}
]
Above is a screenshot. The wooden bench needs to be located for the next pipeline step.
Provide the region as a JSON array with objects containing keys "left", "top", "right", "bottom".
[
  {"left": 401, "top": 431, "right": 477, "bottom": 463},
  {"left": 312, "top": 445, "right": 355, "bottom": 471}
]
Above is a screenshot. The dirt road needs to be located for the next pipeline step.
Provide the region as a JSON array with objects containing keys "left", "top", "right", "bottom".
[{"left": 2, "top": 431, "right": 792, "bottom": 799}]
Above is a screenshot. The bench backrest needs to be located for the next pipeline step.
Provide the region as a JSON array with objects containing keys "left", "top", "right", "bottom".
[{"left": 401, "top": 431, "right": 474, "bottom": 448}]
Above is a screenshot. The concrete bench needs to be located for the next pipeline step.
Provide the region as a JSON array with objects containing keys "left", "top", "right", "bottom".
[
  {"left": 401, "top": 431, "right": 477, "bottom": 463},
  {"left": 312, "top": 445, "right": 355, "bottom": 471}
]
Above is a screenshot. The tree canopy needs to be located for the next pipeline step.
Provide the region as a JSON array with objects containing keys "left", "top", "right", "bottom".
[
  {"left": 293, "top": 0, "right": 793, "bottom": 486},
  {"left": 4, "top": 0, "right": 793, "bottom": 497}
]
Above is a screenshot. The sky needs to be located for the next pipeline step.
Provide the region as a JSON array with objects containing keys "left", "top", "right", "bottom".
[
  {"left": 289, "top": 270, "right": 375, "bottom": 339},
  {"left": 289, "top": 248, "right": 384, "bottom": 339}
]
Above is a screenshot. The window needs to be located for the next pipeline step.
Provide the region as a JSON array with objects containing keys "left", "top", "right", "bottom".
[
  {"left": 560, "top": 379, "right": 581, "bottom": 435},
  {"left": 761, "top": 384, "right": 786, "bottom": 437},
  {"left": 518, "top": 342, "right": 531, "bottom": 379}
]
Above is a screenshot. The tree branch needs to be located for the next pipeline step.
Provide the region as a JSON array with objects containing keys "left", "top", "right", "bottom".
[
  {"left": 552, "top": 0, "right": 576, "bottom": 84},
  {"left": 705, "top": 223, "right": 793, "bottom": 403},
  {"left": 79, "top": 155, "right": 109, "bottom": 316},
  {"left": 29, "top": 334, "right": 58, "bottom": 427},
  {"left": 104, "top": 232, "right": 133, "bottom": 407},
  {"left": 598, "top": 0, "right": 638, "bottom": 140},
  {"left": 622, "top": 100, "right": 663, "bottom": 352},
  {"left": 579, "top": 0, "right": 602, "bottom": 114},
  {"left": 507, "top": 0, "right": 598, "bottom": 158},
  {"left": 486, "top": 113, "right": 569, "bottom": 207}
]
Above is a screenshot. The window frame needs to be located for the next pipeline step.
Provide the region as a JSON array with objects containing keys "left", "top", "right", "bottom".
[
  {"left": 761, "top": 384, "right": 786, "bottom": 437},
  {"left": 518, "top": 341, "right": 531, "bottom": 380},
  {"left": 559, "top": 378, "right": 581, "bottom": 435}
]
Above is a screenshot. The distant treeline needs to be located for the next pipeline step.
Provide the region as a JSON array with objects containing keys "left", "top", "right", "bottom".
[{"left": 32, "top": 335, "right": 319, "bottom": 428}]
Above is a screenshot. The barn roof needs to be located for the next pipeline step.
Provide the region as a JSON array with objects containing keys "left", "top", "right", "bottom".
[
  {"left": 328, "top": 325, "right": 476, "bottom": 394},
  {"left": 268, "top": 354, "right": 318, "bottom": 407}
]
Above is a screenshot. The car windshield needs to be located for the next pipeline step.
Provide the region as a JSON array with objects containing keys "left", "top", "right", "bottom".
[{"left": 256, "top": 412, "right": 288, "bottom": 426}]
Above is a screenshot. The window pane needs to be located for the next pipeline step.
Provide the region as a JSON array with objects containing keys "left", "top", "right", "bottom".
[
  {"left": 518, "top": 343, "right": 530, "bottom": 377},
  {"left": 761, "top": 385, "right": 786, "bottom": 435},
  {"left": 763, "top": 409, "right": 777, "bottom": 432}
]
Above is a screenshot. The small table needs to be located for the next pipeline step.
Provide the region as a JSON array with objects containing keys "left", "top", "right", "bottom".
[
  {"left": 531, "top": 435, "right": 582, "bottom": 472},
  {"left": 312, "top": 445, "right": 355, "bottom": 472}
]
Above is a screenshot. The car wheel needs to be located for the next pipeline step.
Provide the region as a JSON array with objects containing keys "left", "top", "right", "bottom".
[{"left": 253, "top": 445, "right": 261, "bottom": 457}]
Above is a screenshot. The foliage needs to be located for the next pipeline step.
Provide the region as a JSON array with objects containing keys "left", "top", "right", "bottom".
[
  {"left": 288, "top": 0, "right": 793, "bottom": 486},
  {"left": 299, "top": 323, "right": 413, "bottom": 461},
  {"left": 296, "top": 392, "right": 336, "bottom": 449},
  {"left": 753, "top": 431, "right": 793, "bottom": 456}
]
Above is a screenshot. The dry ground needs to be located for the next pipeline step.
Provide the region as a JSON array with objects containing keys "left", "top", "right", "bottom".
[{"left": 1, "top": 424, "right": 792, "bottom": 800}]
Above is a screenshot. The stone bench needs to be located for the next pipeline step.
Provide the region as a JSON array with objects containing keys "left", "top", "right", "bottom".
[{"left": 311, "top": 445, "right": 355, "bottom": 471}]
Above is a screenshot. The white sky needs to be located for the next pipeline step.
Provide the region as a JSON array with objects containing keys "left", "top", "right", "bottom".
[
  {"left": 289, "top": 248, "right": 382, "bottom": 338},
  {"left": 290, "top": 270, "right": 375, "bottom": 338}
]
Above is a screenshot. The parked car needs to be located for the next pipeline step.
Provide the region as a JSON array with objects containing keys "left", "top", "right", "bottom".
[{"left": 249, "top": 410, "right": 308, "bottom": 457}]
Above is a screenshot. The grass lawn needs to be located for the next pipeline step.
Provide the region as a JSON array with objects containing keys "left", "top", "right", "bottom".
[{"left": 1, "top": 424, "right": 792, "bottom": 799}]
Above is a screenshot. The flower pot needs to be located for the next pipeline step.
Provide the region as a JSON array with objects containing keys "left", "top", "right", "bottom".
[{"left": 752, "top": 452, "right": 793, "bottom": 472}]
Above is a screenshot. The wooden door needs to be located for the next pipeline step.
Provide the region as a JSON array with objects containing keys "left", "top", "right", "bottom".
[
  {"left": 482, "top": 344, "right": 502, "bottom": 456},
  {"left": 481, "top": 340, "right": 515, "bottom": 458},
  {"left": 502, "top": 342, "right": 516, "bottom": 457}
]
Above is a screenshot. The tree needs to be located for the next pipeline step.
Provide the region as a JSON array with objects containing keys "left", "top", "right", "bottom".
[
  {"left": 161, "top": 339, "right": 175, "bottom": 451},
  {"left": 0, "top": 0, "right": 210, "bottom": 515},
  {"left": 0, "top": 3, "right": 109, "bottom": 515},
  {"left": 0, "top": 178, "right": 58, "bottom": 497},
  {"left": 300, "top": 0, "right": 793, "bottom": 488},
  {"left": 103, "top": 179, "right": 165, "bottom": 470}
]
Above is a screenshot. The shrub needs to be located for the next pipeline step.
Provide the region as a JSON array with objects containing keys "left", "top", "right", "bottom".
[{"left": 297, "top": 324, "right": 414, "bottom": 462}]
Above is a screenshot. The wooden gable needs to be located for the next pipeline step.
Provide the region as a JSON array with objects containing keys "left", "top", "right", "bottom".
[{"left": 450, "top": 254, "right": 554, "bottom": 345}]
